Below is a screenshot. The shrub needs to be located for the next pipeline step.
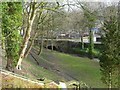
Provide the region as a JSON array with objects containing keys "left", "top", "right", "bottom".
[{"left": 70, "top": 48, "right": 101, "bottom": 58}]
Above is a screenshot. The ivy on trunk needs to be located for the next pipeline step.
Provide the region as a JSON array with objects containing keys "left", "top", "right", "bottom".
[{"left": 2, "top": 2, "right": 22, "bottom": 71}]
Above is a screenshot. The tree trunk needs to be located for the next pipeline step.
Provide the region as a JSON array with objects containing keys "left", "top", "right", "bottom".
[
  {"left": 81, "top": 35, "right": 84, "bottom": 49},
  {"left": 5, "top": 36, "right": 15, "bottom": 72},
  {"left": 51, "top": 36, "right": 54, "bottom": 51},
  {"left": 24, "top": 33, "right": 37, "bottom": 58},
  {"left": 89, "top": 28, "right": 94, "bottom": 59},
  {"left": 16, "top": 4, "right": 36, "bottom": 70},
  {"left": 51, "top": 14, "right": 54, "bottom": 51},
  {"left": 46, "top": 31, "right": 49, "bottom": 48},
  {"left": 38, "top": 34, "right": 44, "bottom": 56},
  {"left": 109, "top": 73, "right": 112, "bottom": 88},
  {"left": 23, "top": 27, "right": 26, "bottom": 38},
  {"left": 6, "top": 54, "right": 14, "bottom": 72}
]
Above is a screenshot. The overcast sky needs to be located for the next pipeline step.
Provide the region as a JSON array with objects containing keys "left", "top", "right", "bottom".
[
  {"left": 62, "top": 0, "right": 119, "bottom": 12},
  {"left": 1, "top": 0, "right": 119, "bottom": 2},
  {"left": 64, "top": 0, "right": 119, "bottom": 2}
]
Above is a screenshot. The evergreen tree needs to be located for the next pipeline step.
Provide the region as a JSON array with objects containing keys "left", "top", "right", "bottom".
[{"left": 99, "top": 16, "right": 120, "bottom": 88}]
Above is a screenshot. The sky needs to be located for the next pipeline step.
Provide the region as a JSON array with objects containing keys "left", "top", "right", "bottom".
[
  {"left": 1, "top": 0, "right": 120, "bottom": 2},
  {"left": 62, "top": 0, "right": 119, "bottom": 12}
]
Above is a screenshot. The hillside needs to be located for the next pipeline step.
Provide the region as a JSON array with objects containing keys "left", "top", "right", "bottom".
[
  {"left": 1, "top": 68, "right": 61, "bottom": 88},
  {"left": 30, "top": 48, "right": 106, "bottom": 88},
  {"left": 0, "top": 46, "right": 106, "bottom": 88},
  {"left": 0, "top": 48, "right": 85, "bottom": 88}
]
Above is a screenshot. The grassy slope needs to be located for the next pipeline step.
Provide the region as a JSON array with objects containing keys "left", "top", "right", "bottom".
[
  {"left": 55, "top": 53, "right": 104, "bottom": 88},
  {"left": 1, "top": 73, "right": 44, "bottom": 88},
  {"left": 21, "top": 56, "right": 66, "bottom": 82},
  {"left": 40, "top": 49, "right": 107, "bottom": 88},
  {"left": 0, "top": 47, "right": 106, "bottom": 88},
  {"left": 0, "top": 49, "right": 66, "bottom": 83},
  {"left": 0, "top": 48, "right": 62, "bottom": 88}
]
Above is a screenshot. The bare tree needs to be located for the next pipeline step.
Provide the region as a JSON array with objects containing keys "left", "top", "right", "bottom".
[{"left": 16, "top": 2, "right": 64, "bottom": 70}]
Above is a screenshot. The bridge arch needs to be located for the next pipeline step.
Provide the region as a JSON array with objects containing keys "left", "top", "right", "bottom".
[{"left": 47, "top": 46, "right": 58, "bottom": 51}]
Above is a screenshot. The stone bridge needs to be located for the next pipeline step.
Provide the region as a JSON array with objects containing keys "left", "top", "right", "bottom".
[{"left": 34, "top": 39, "right": 102, "bottom": 53}]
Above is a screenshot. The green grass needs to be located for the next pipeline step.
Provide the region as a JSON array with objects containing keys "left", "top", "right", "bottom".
[
  {"left": 21, "top": 46, "right": 106, "bottom": 88},
  {"left": 0, "top": 45, "right": 106, "bottom": 88},
  {"left": 54, "top": 53, "right": 103, "bottom": 87},
  {"left": 39, "top": 50, "right": 106, "bottom": 88},
  {"left": 22, "top": 56, "right": 66, "bottom": 82}
]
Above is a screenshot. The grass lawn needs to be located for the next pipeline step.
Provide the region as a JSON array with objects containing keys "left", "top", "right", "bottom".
[
  {"left": 39, "top": 49, "right": 107, "bottom": 88},
  {"left": 54, "top": 52, "right": 104, "bottom": 88},
  {"left": 1, "top": 46, "right": 107, "bottom": 88}
]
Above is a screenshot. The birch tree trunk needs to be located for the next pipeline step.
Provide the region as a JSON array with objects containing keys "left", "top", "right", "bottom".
[
  {"left": 16, "top": 3, "right": 37, "bottom": 70},
  {"left": 24, "top": 12, "right": 42, "bottom": 58},
  {"left": 24, "top": 33, "right": 37, "bottom": 58},
  {"left": 38, "top": 34, "right": 44, "bottom": 56}
]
